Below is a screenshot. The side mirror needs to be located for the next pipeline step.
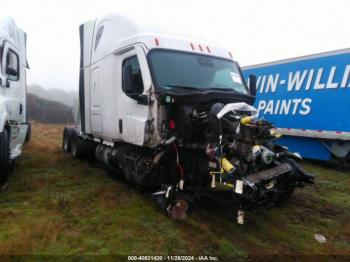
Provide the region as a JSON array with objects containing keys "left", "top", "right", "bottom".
[{"left": 249, "top": 74, "right": 257, "bottom": 97}]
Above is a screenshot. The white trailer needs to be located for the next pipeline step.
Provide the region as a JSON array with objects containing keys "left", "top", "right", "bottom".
[
  {"left": 0, "top": 18, "right": 30, "bottom": 187},
  {"left": 63, "top": 14, "right": 313, "bottom": 221}
]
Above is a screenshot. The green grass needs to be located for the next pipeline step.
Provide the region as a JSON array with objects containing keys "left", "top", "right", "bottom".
[{"left": 0, "top": 123, "right": 349, "bottom": 256}]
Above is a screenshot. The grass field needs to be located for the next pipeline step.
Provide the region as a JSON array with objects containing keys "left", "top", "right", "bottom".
[{"left": 0, "top": 123, "right": 349, "bottom": 257}]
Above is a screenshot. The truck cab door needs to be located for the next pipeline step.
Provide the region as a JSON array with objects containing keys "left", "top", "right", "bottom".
[
  {"left": 1, "top": 43, "right": 23, "bottom": 123},
  {"left": 116, "top": 45, "right": 152, "bottom": 146},
  {"left": 90, "top": 67, "right": 102, "bottom": 134}
]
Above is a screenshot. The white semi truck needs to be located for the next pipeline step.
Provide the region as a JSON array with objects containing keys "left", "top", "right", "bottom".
[
  {"left": 63, "top": 14, "right": 314, "bottom": 221},
  {"left": 0, "top": 18, "right": 30, "bottom": 187}
]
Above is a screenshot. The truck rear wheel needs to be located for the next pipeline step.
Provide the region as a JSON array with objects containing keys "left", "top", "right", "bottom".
[
  {"left": 62, "top": 127, "right": 75, "bottom": 153},
  {"left": 0, "top": 130, "right": 10, "bottom": 186},
  {"left": 70, "top": 134, "right": 96, "bottom": 159},
  {"left": 25, "top": 123, "right": 31, "bottom": 143},
  {"left": 70, "top": 134, "right": 82, "bottom": 158}
]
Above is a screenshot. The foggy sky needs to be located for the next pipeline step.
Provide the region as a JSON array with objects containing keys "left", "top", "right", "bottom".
[{"left": 2, "top": 0, "right": 350, "bottom": 92}]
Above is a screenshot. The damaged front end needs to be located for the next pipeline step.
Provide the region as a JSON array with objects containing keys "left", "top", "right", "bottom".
[{"left": 150, "top": 100, "right": 314, "bottom": 222}]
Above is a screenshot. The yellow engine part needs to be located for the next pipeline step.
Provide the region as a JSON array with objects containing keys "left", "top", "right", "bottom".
[
  {"left": 221, "top": 157, "right": 235, "bottom": 174},
  {"left": 270, "top": 129, "right": 282, "bottom": 138},
  {"left": 240, "top": 116, "right": 253, "bottom": 125}
]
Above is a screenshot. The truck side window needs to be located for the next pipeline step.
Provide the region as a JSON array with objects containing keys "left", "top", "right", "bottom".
[
  {"left": 6, "top": 49, "right": 19, "bottom": 81},
  {"left": 122, "top": 56, "right": 144, "bottom": 95}
]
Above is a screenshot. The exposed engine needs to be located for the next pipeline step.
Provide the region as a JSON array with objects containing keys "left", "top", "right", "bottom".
[{"left": 95, "top": 101, "right": 314, "bottom": 222}]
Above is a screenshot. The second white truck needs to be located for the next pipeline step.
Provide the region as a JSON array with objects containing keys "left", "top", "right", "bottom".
[
  {"left": 63, "top": 14, "right": 314, "bottom": 222},
  {"left": 0, "top": 17, "right": 30, "bottom": 187}
]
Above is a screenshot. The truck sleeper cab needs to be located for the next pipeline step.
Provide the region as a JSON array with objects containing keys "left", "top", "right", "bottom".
[
  {"left": 63, "top": 14, "right": 314, "bottom": 222},
  {"left": 0, "top": 18, "right": 30, "bottom": 187}
]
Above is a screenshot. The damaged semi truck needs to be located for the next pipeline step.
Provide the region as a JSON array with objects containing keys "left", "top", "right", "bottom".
[
  {"left": 63, "top": 14, "right": 314, "bottom": 222},
  {"left": 0, "top": 18, "right": 30, "bottom": 187}
]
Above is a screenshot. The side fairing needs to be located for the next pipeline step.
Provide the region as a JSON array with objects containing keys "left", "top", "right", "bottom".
[{"left": 79, "top": 21, "right": 95, "bottom": 134}]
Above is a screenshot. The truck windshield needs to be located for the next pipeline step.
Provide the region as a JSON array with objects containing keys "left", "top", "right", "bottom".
[{"left": 148, "top": 50, "right": 248, "bottom": 94}]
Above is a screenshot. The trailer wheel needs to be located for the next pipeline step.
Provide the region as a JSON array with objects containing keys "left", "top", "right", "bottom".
[
  {"left": 0, "top": 130, "right": 10, "bottom": 186},
  {"left": 62, "top": 127, "right": 75, "bottom": 153}
]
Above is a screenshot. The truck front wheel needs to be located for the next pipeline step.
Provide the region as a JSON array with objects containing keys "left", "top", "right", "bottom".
[{"left": 0, "top": 130, "right": 10, "bottom": 186}]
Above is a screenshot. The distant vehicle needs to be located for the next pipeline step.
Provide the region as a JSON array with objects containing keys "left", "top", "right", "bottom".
[
  {"left": 243, "top": 49, "right": 350, "bottom": 163},
  {"left": 0, "top": 18, "right": 30, "bottom": 187},
  {"left": 63, "top": 14, "right": 313, "bottom": 223}
]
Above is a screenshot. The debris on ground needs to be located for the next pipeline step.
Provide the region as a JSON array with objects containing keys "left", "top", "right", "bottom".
[{"left": 314, "top": 234, "right": 327, "bottom": 244}]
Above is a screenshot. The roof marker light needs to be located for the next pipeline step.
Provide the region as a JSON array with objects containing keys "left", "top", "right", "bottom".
[
  {"left": 155, "top": 38, "right": 160, "bottom": 46},
  {"left": 198, "top": 45, "right": 203, "bottom": 52},
  {"left": 190, "top": 43, "right": 195, "bottom": 50},
  {"left": 206, "top": 46, "right": 211, "bottom": 53}
]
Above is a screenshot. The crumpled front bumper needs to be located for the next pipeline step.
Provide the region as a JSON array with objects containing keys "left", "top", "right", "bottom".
[{"left": 236, "top": 160, "right": 314, "bottom": 208}]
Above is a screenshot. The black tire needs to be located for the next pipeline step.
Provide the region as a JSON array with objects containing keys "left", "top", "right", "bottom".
[
  {"left": 0, "top": 130, "right": 10, "bottom": 186},
  {"left": 70, "top": 133, "right": 80, "bottom": 158},
  {"left": 70, "top": 133, "right": 96, "bottom": 159},
  {"left": 25, "top": 123, "right": 31, "bottom": 143},
  {"left": 62, "top": 127, "right": 75, "bottom": 153},
  {"left": 85, "top": 140, "right": 97, "bottom": 160}
]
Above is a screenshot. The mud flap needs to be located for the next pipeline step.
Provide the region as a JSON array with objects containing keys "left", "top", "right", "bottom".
[{"left": 9, "top": 124, "right": 28, "bottom": 160}]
